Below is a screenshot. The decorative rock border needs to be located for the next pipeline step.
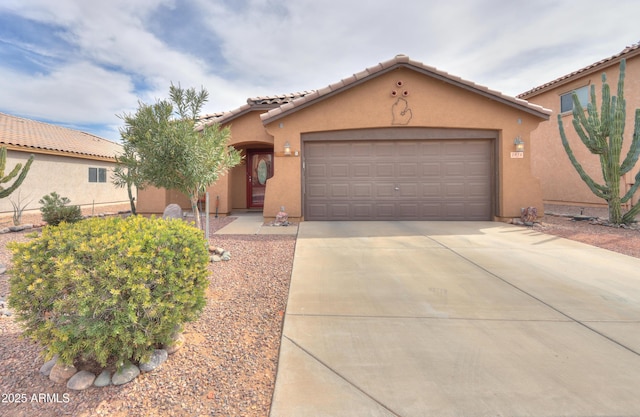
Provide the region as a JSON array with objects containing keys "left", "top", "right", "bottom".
[
  {"left": 0, "top": 293, "right": 12, "bottom": 317},
  {"left": 38, "top": 334, "right": 184, "bottom": 390},
  {"left": 209, "top": 246, "right": 231, "bottom": 262},
  {"left": 0, "top": 223, "right": 41, "bottom": 234}
]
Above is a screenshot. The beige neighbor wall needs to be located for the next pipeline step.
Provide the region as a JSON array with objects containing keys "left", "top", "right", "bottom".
[
  {"left": 263, "top": 67, "right": 547, "bottom": 220},
  {"left": 0, "top": 150, "right": 130, "bottom": 217},
  {"left": 526, "top": 55, "right": 640, "bottom": 209},
  {"left": 136, "top": 111, "right": 274, "bottom": 216}
]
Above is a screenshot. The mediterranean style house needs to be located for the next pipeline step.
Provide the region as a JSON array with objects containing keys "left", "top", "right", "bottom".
[
  {"left": 518, "top": 43, "right": 640, "bottom": 211},
  {"left": 0, "top": 112, "right": 130, "bottom": 216},
  {"left": 137, "top": 54, "right": 551, "bottom": 222}
]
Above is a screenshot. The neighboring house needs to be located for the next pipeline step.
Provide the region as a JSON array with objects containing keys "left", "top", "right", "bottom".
[
  {"left": 518, "top": 43, "right": 640, "bottom": 211},
  {"left": 137, "top": 54, "right": 551, "bottom": 221},
  {"left": 0, "top": 112, "right": 131, "bottom": 216}
]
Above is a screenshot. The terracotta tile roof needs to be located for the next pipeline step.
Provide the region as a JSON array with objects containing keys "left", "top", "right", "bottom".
[
  {"left": 518, "top": 43, "right": 640, "bottom": 99},
  {"left": 0, "top": 112, "right": 122, "bottom": 160},
  {"left": 260, "top": 54, "right": 551, "bottom": 124},
  {"left": 248, "top": 91, "right": 315, "bottom": 106},
  {"left": 197, "top": 91, "right": 315, "bottom": 129}
]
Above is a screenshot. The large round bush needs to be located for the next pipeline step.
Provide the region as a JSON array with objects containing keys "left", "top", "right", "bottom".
[{"left": 8, "top": 215, "right": 210, "bottom": 369}]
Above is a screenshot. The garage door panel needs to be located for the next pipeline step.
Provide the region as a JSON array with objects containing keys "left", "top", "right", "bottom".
[
  {"left": 375, "top": 204, "right": 395, "bottom": 217},
  {"left": 444, "top": 162, "right": 465, "bottom": 176},
  {"left": 306, "top": 204, "right": 327, "bottom": 218},
  {"left": 398, "top": 163, "right": 418, "bottom": 177},
  {"left": 330, "top": 164, "right": 350, "bottom": 177},
  {"left": 330, "top": 204, "right": 350, "bottom": 218},
  {"left": 375, "top": 163, "right": 395, "bottom": 177},
  {"left": 328, "top": 143, "right": 350, "bottom": 157},
  {"left": 304, "top": 139, "right": 492, "bottom": 220},
  {"left": 375, "top": 184, "right": 395, "bottom": 198},
  {"left": 374, "top": 143, "right": 394, "bottom": 156},
  {"left": 330, "top": 184, "right": 349, "bottom": 197},
  {"left": 443, "top": 142, "right": 467, "bottom": 155},
  {"left": 466, "top": 161, "right": 490, "bottom": 176},
  {"left": 398, "top": 142, "right": 419, "bottom": 156},
  {"left": 352, "top": 164, "right": 372, "bottom": 177},
  {"left": 398, "top": 184, "right": 418, "bottom": 197},
  {"left": 306, "top": 163, "right": 327, "bottom": 178},
  {"left": 444, "top": 203, "right": 466, "bottom": 218},
  {"left": 468, "top": 182, "right": 490, "bottom": 196},
  {"left": 422, "top": 183, "right": 442, "bottom": 196},
  {"left": 421, "top": 204, "right": 443, "bottom": 217},
  {"left": 422, "top": 163, "right": 440, "bottom": 176},
  {"left": 352, "top": 143, "right": 373, "bottom": 157},
  {"left": 398, "top": 203, "right": 419, "bottom": 217},
  {"left": 444, "top": 182, "right": 465, "bottom": 197},
  {"left": 307, "top": 183, "right": 328, "bottom": 198},
  {"left": 353, "top": 204, "right": 373, "bottom": 218},
  {"left": 352, "top": 183, "right": 373, "bottom": 198}
]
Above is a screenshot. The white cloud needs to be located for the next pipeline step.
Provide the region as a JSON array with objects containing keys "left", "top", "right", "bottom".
[
  {"left": 1, "top": 0, "right": 640, "bottom": 140},
  {"left": 0, "top": 62, "right": 136, "bottom": 122}
]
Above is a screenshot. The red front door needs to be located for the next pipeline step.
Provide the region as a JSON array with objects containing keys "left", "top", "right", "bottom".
[{"left": 247, "top": 150, "right": 273, "bottom": 208}]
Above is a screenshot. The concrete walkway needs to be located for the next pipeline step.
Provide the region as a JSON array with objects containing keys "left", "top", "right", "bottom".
[
  {"left": 213, "top": 212, "right": 298, "bottom": 235},
  {"left": 269, "top": 221, "right": 640, "bottom": 417}
]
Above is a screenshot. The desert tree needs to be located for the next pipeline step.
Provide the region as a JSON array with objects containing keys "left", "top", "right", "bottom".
[
  {"left": 118, "top": 84, "right": 241, "bottom": 229},
  {"left": 558, "top": 59, "right": 640, "bottom": 225}
]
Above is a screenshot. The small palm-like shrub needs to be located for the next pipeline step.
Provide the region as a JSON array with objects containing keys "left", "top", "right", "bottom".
[
  {"left": 8, "top": 216, "right": 209, "bottom": 369},
  {"left": 39, "top": 192, "right": 83, "bottom": 226}
]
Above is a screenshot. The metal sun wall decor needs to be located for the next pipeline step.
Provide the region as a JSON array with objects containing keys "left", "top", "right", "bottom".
[{"left": 391, "top": 80, "right": 413, "bottom": 125}]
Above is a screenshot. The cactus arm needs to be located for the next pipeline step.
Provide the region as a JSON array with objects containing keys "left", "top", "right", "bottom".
[
  {"left": 0, "top": 154, "right": 34, "bottom": 199},
  {"left": 0, "top": 147, "right": 5, "bottom": 177},
  {"left": 558, "top": 114, "right": 608, "bottom": 199},
  {"left": 620, "top": 109, "right": 640, "bottom": 175},
  {"left": 0, "top": 163, "right": 22, "bottom": 184},
  {"left": 572, "top": 92, "right": 606, "bottom": 154},
  {"left": 621, "top": 167, "right": 640, "bottom": 203}
]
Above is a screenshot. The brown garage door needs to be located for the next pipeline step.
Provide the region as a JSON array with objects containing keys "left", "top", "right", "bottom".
[{"left": 304, "top": 139, "right": 493, "bottom": 220}]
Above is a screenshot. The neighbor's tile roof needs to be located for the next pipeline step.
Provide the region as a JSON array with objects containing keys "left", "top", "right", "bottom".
[
  {"left": 260, "top": 54, "right": 551, "bottom": 124},
  {"left": 0, "top": 112, "right": 122, "bottom": 160},
  {"left": 518, "top": 43, "right": 640, "bottom": 99}
]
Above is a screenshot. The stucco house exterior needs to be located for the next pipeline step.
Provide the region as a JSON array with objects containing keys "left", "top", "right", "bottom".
[
  {"left": 518, "top": 43, "right": 640, "bottom": 211},
  {"left": 137, "top": 54, "right": 551, "bottom": 222},
  {"left": 0, "top": 112, "right": 130, "bottom": 216}
]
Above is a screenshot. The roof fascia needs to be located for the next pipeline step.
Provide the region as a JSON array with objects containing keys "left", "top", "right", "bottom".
[
  {"left": 519, "top": 47, "right": 640, "bottom": 99},
  {"left": 262, "top": 62, "right": 550, "bottom": 125}
]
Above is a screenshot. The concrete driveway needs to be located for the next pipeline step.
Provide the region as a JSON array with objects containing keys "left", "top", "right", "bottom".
[{"left": 269, "top": 221, "right": 640, "bottom": 417}]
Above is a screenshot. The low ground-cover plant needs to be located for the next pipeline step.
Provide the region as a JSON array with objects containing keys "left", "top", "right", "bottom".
[
  {"left": 39, "top": 192, "right": 83, "bottom": 226},
  {"left": 8, "top": 215, "right": 209, "bottom": 369}
]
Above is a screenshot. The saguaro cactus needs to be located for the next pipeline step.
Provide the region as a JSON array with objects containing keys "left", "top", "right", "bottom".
[
  {"left": 558, "top": 59, "right": 640, "bottom": 225},
  {"left": 0, "top": 146, "right": 34, "bottom": 199}
]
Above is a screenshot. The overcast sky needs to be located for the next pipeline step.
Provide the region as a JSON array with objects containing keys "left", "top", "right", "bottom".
[{"left": 0, "top": 0, "right": 638, "bottom": 142}]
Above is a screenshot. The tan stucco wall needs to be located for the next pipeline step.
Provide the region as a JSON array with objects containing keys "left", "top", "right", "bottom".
[
  {"left": 525, "top": 55, "right": 640, "bottom": 208},
  {"left": 263, "top": 68, "right": 546, "bottom": 220},
  {"left": 0, "top": 150, "right": 131, "bottom": 216}
]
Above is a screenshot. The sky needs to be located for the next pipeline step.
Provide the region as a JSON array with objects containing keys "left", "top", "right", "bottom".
[{"left": 0, "top": 0, "right": 639, "bottom": 142}]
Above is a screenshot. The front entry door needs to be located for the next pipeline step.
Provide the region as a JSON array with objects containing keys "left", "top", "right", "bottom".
[{"left": 247, "top": 150, "right": 273, "bottom": 208}]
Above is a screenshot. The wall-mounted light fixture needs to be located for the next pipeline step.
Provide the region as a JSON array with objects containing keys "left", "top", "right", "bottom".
[
  {"left": 514, "top": 136, "right": 525, "bottom": 152},
  {"left": 284, "top": 141, "right": 292, "bottom": 156}
]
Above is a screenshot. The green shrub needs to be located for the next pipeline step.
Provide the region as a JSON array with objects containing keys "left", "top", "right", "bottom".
[
  {"left": 39, "top": 192, "right": 83, "bottom": 226},
  {"left": 8, "top": 215, "right": 209, "bottom": 369}
]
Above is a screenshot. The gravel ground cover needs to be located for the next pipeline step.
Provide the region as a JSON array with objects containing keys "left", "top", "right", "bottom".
[{"left": 0, "top": 212, "right": 295, "bottom": 417}]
